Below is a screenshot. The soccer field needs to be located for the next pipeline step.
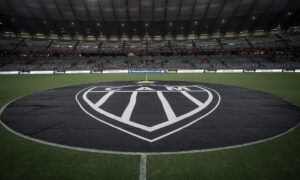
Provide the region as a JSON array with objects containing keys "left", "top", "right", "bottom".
[{"left": 1, "top": 73, "right": 300, "bottom": 179}]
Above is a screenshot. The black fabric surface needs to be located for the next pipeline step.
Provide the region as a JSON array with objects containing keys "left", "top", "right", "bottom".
[{"left": 1, "top": 81, "right": 299, "bottom": 153}]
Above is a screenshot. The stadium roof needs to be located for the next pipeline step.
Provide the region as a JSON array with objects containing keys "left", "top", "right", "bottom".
[{"left": 0, "top": 0, "right": 299, "bottom": 38}]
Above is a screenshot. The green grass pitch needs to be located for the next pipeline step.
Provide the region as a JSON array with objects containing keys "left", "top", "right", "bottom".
[{"left": 0, "top": 73, "right": 300, "bottom": 179}]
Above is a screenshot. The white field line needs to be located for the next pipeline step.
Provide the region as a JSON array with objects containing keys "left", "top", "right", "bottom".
[{"left": 139, "top": 154, "right": 147, "bottom": 180}]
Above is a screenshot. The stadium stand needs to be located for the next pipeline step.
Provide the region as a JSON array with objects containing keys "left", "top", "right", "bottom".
[
  {"left": 1, "top": 34, "right": 299, "bottom": 54},
  {"left": 220, "top": 38, "right": 251, "bottom": 49},
  {"left": 0, "top": 54, "right": 299, "bottom": 71},
  {"left": 48, "top": 40, "right": 77, "bottom": 52},
  {"left": 0, "top": 34, "right": 299, "bottom": 71},
  {"left": 0, "top": 38, "right": 22, "bottom": 52},
  {"left": 75, "top": 41, "right": 100, "bottom": 52},
  {"left": 17, "top": 39, "right": 51, "bottom": 52}
]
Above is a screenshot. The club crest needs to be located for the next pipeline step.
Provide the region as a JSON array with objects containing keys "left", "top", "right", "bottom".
[{"left": 76, "top": 83, "right": 221, "bottom": 142}]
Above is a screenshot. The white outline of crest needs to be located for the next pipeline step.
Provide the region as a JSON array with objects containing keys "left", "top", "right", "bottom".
[{"left": 76, "top": 84, "right": 221, "bottom": 142}]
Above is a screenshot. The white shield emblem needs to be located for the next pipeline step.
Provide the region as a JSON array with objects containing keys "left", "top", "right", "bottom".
[{"left": 76, "top": 84, "right": 221, "bottom": 142}]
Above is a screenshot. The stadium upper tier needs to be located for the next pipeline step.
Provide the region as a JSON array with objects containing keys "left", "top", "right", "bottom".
[{"left": 0, "top": 34, "right": 299, "bottom": 53}]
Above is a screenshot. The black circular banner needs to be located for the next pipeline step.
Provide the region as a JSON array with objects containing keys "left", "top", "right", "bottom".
[{"left": 1, "top": 81, "right": 299, "bottom": 153}]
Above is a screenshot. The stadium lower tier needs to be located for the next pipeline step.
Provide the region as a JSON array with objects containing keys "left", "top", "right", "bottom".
[{"left": 0, "top": 55, "right": 299, "bottom": 71}]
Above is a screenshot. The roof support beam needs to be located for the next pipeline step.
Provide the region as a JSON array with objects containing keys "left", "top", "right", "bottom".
[
  {"left": 111, "top": 0, "right": 120, "bottom": 37},
  {"left": 138, "top": 0, "right": 143, "bottom": 38},
  {"left": 125, "top": 0, "right": 131, "bottom": 37},
  {"left": 151, "top": 0, "right": 155, "bottom": 37},
  {"left": 66, "top": 0, "right": 85, "bottom": 36},
  {"left": 0, "top": 15, "right": 17, "bottom": 34},
  {"left": 197, "top": 1, "right": 211, "bottom": 36},
  {"left": 22, "top": 0, "right": 47, "bottom": 35},
  {"left": 36, "top": 0, "right": 60, "bottom": 35},
  {"left": 284, "top": 8, "right": 300, "bottom": 30},
  {"left": 53, "top": 0, "right": 72, "bottom": 37},
  {"left": 162, "top": 0, "right": 168, "bottom": 38},
  {"left": 0, "top": 14, "right": 18, "bottom": 34},
  {"left": 3, "top": 0, "right": 34, "bottom": 35},
  {"left": 96, "top": 0, "right": 108, "bottom": 37},
  {"left": 173, "top": 0, "right": 183, "bottom": 37},
  {"left": 184, "top": 0, "right": 197, "bottom": 37},
  {"left": 125, "top": 0, "right": 130, "bottom": 22},
  {"left": 222, "top": 0, "right": 242, "bottom": 34},
  {"left": 235, "top": 0, "right": 259, "bottom": 34},
  {"left": 82, "top": 0, "right": 97, "bottom": 37},
  {"left": 250, "top": 0, "right": 275, "bottom": 32},
  {"left": 138, "top": 0, "right": 142, "bottom": 22},
  {"left": 268, "top": 0, "right": 293, "bottom": 31},
  {"left": 209, "top": 0, "right": 227, "bottom": 35}
]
